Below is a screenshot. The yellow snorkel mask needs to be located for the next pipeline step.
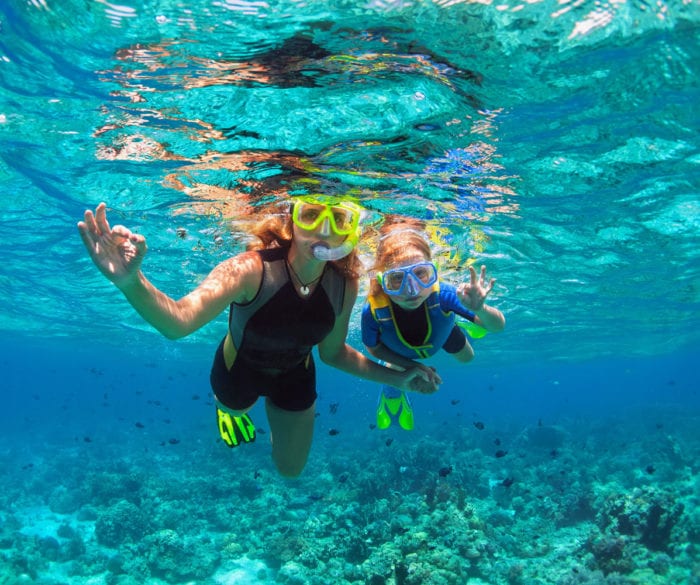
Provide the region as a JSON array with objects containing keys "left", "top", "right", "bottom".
[{"left": 292, "top": 195, "right": 363, "bottom": 261}]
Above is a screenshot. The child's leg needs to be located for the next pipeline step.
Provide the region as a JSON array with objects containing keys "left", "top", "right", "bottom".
[{"left": 453, "top": 338, "right": 475, "bottom": 363}]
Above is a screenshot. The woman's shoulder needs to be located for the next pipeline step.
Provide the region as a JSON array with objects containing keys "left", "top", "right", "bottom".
[
  {"left": 216, "top": 251, "right": 264, "bottom": 289},
  {"left": 222, "top": 250, "right": 263, "bottom": 270}
]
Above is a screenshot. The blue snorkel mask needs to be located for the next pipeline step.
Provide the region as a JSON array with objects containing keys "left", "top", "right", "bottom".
[{"left": 377, "top": 262, "right": 438, "bottom": 297}]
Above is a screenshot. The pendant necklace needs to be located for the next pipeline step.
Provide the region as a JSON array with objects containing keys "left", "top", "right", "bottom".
[{"left": 286, "top": 260, "right": 322, "bottom": 296}]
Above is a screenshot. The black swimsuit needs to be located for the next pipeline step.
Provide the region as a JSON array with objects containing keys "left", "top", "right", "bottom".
[{"left": 210, "top": 247, "right": 345, "bottom": 411}]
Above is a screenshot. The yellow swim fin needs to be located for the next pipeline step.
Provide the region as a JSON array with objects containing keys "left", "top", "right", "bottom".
[{"left": 217, "top": 407, "right": 256, "bottom": 448}]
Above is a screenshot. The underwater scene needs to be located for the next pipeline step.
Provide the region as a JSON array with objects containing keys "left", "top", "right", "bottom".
[{"left": 1, "top": 0, "right": 699, "bottom": 584}]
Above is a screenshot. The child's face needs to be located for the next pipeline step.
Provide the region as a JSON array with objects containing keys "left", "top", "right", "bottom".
[{"left": 383, "top": 251, "right": 436, "bottom": 311}]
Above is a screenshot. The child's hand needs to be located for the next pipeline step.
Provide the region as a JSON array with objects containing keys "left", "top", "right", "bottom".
[
  {"left": 418, "top": 364, "right": 442, "bottom": 386},
  {"left": 401, "top": 366, "right": 440, "bottom": 394},
  {"left": 409, "top": 375, "right": 439, "bottom": 394},
  {"left": 457, "top": 265, "right": 495, "bottom": 311}
]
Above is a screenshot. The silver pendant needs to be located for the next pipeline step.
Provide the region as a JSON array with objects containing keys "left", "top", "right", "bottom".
[{"left": 300, "top": 285, "right": 310, "bottom": 296}]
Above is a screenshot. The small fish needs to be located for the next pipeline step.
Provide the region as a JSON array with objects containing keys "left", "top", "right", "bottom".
[
  {"left": 168, "top": 438, "right": 180, "bottom": 445},
  {"left": 495, "top": 450, "right": 508, "bottom": 458},
  {"left": 494, "top": 438, "right": 501, "bottom": 446},
  {"left": 329, "top": 402, "right": 339, "bottom": 415},
  {"left": 473, "top": 421, "right": 485, "bottom": 430},
  {"left": 438, "top": 465, "right": 453, "bottom": 477},
  {"left": 256, "top": 428, "right": 266, "bottom": 435},
  {"left": 369, "top": 423, "right": 377, "bottom": 430},
  {"left": 501, "top": 477, "right": 515, "bottom": 488},
  {"left": 645, "top": 464, "right": 656, "bottom": 475},
  {"left": 415, "top": 123, "right": 440, "bottom": 131},
  {"left": 550, "top": 449, "right": 558, "bottom": 458},
  {"left": 338, "top": 473, "right": 349, "bottom": 483},
  {"left": 451, "top": 399, "right": 461, "bottom": 405},
  {"left": 385, "top": 438, "right": 394, "bottom": 447},
  {"left": 83, "top": 436, "right": 92, "bottom": 443},
  {"left": 328, "top": 429, "right": 340, "bottom": 436},
  {"left": 22, "top": 463, "right": 34, "bottom": 470},
  {"left": 191, "top": 394, "right": 200, "bottom": 401},
  {"left": 254, "top": 470, "right": 262, "bottom": 479},
  {"left": 135, "top": 422, "right": 145, "bottom": 429}
]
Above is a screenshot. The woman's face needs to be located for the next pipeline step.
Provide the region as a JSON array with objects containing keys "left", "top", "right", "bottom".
[{"left": 382, "top": 251, "right": 435, "bottom": 310}]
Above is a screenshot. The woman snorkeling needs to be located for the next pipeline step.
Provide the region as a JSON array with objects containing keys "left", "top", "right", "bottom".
[
  {"left": 78, "top": 198, "right": 437, "bottom": 477},
  {"left": 362, "top": 219, "right": 505, "bottom": 430}
]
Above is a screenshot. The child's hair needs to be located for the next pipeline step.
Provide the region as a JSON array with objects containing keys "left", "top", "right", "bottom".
[
  {"left": 371, "top": 216, "right": 432, "bottom": 295},
  {"left": 247, "top": 209, "right": 361, "bottom": 280}
]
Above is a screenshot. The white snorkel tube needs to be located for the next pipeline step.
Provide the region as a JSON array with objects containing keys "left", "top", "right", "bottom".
[{"left": 311, "top": 228, "right": 361, "bottom": 261}]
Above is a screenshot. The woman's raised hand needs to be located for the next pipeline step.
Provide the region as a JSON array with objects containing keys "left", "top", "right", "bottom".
[{"left": 77, "top": 202, "right": 147, "bottom": 288}]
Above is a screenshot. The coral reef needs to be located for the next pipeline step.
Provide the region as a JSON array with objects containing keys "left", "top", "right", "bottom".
[{"left": 2, "top": 409, "right": 698, "bottom": 585}]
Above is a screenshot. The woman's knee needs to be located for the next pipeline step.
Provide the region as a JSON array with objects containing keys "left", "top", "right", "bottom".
[
  {"left": 272, "top": 454, "right": 307, "bottom": 478},
  {"left": 266, "top": 399, "right": 315, "bottom": 477}
]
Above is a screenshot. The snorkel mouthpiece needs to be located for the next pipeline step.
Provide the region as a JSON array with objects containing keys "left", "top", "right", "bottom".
[
  {"left": 312, "top": 237, "right": 356, "bottom": 261},
  {"left": 312, "top": 227, "right": 360, "bottom": 261}
]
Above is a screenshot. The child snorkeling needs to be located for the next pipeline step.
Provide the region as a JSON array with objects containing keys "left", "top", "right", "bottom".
[{"left": 361, "top": 219, "right": 506, "bottom": 430}]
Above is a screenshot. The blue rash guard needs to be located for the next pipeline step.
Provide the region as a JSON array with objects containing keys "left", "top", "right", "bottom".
[{"left": 361, "top": 282, "right": 476, "bottom": 360}]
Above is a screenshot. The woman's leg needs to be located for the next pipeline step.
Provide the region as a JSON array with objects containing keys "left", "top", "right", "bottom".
[{"left": 265, "top": 398, "right": 316, "bottom": 478}]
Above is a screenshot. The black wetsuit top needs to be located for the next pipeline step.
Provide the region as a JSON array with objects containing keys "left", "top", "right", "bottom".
[
  {"left": 229, "top": 247, "right": 345, "bottom": 372},
  {"left": 210, "top": 247, "right": 345, "bottom": 411}
]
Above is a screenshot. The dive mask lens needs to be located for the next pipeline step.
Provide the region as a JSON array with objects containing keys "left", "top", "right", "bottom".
[
  {"left": 379, "top": 262, "right": 438, "bottom": 296},
  {"left": 412, "top": 263, "right": 438, "bottom": 286},
  {"left": 292, "top": 198, "right": 360, "bottom": 236}
]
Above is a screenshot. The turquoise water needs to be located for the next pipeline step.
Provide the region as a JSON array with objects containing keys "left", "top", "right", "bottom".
[{"left": 1, "top": 0, "right": 699, "bottom": 584}]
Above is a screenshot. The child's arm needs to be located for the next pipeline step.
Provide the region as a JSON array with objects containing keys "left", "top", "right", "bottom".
[{"left": 365, "top": 342, "right": 442, "bottom": 386}]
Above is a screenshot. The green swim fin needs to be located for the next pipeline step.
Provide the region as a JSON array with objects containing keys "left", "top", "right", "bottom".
[
  {"left": 376, "top": 388, "right": 414, "bottom": 431},
  {"left": 217, "top": 407, "right": 256, "bottom": 448},
  {"left": 457, "top": 320, "right": 489, "bottom": 339}
]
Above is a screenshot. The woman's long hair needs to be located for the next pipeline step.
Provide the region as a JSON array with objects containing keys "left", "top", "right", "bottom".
[
  {"left": 369, "top": 216, "right": 431, "bottom": 296},
  {"left": 247, "top": 211, "right": 361, "bottom": 280}
]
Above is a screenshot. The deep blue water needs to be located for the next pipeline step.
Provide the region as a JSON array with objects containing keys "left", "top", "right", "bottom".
[{"left": 1, "top": 0, "right": 699, "bottom": 583}]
